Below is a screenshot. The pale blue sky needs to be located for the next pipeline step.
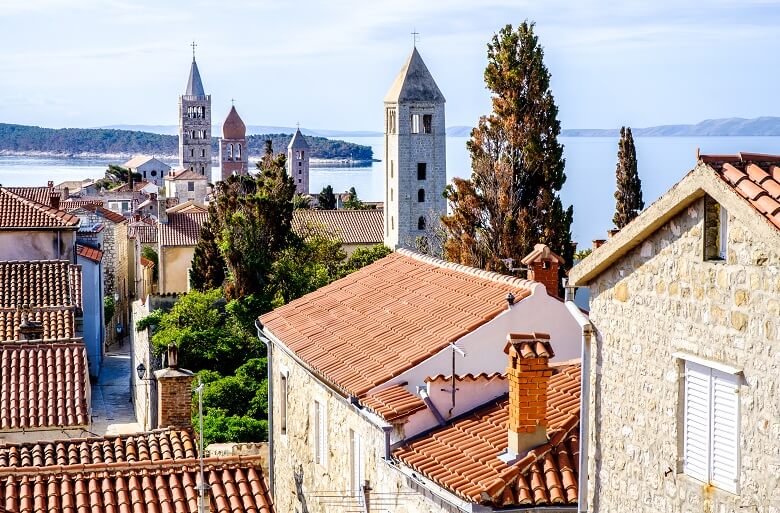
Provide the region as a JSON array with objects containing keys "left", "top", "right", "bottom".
[{"left": 1, "top": 0, "right": 779, "bottom": 131}]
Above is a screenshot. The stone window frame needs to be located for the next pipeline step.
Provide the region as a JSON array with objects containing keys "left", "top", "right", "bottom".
[
  {"left": 703, "top": 195, "right": 728, "bottom": 261},
  {"left": 674, "top": 352, "right": 742, "bottom": 495},
  {"left": 279, "top": 368, "right": 289, "bottom": 437},
  {"left": 350, "top": 428, "right": 364, "bottom": 503},
  {"left": 313, "top": 399, "right": 328, "bottom": 466}
]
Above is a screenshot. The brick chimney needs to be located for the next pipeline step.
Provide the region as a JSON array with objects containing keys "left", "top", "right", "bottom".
[
  {"left": 592, "top": 239, "right": 606, "bottom": 249},
  {"left": 521, "top": 243, "right": 564, "bottom": 298},
  {"left": 154, "top": 344, "right": 194, "bottom": 428},
  {"left": 49, "top": 192, "right": 60, "bottom": 210},
  {"left": 504, "top": 332, "right": 554, "bottom": 456}
]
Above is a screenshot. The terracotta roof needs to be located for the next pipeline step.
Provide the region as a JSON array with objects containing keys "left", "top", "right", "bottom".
[
  {"left": 0, "top": 188, "right": 79, "bottom": 229},
  {"left": 0, "top": 261, "right": 77, "bottom": 309},
  {"left": 76, "top": 244, "right": 104, "bottom": 263},
  {"left": 700, "top": 153, "right": 780, "bottom": 229},
  {"left": 158, "top": 212, "right": 208, "bottom": 247},
  {"left": 261, "top": 250, "right": 538, "bottom": 397},
  {"left": 78, "top": 203, "right": 127, "bottom": 224},
  {"left": 394, "top": 364, "right": 580, "bottom": 507},
  {"left": 0, "top": 428, "right": 196, "bottom": 467},
  {"left": 69, "top": 264, "right": 82, "bottom": 312},
  {"left": 362, "top": 384, "right": 426, "bottom": 421},
  {"left": 166, "top": 169, "right": 207, "bottom": 181},
  {"left": 129, "top": 222, "right": 158, "bottom": 244},
  {"left": 292, "top": 209, "right": 384, "bottom": 244},
  {"left": 6, "top": 187, "right": 53, "bottom": 206},
  {"left": 504, "top": 332, "right": 555, "bottom": 359},
  {"left": 167, "top": 201, "right": 208, "bottom": 214},
  {"left": 425, "top": 372, "right": 505, "bottom": 383},
  {"left": 140, "top": 256, "right": 155, "bottom": 268},
  {"left": 0, "top": 309, "right": 75, "bottom": 341},
  {"left": 521, "top": 244, "right": 565, "bottom": 265},
  {"left": 222, "top": 106, "right": 247, "bottom": 139},
  {"left": 0, "top": 456, "right": 273, "bottom": 513},
  {"left": 62, "top": 199, "right": 104, "bottom": 211},
  {"left": 0, "top": 340, "right": 89, "bottom": 431}
]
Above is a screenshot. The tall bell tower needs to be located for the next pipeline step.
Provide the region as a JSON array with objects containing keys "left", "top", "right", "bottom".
[
  {"left": 383, "top": 47, "right": 446, "bottom": 250},
  {"left": 179, "top": 43, "right": 212, "bottom": 178}
]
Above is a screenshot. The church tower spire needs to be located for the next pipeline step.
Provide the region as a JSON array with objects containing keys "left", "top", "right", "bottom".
[
  {"left": 219, "top": 104, "right": 248, "bottom": 180},
  {"left": 287, "top": 127, "right": 310, "bottom": 195},
  {"left": 179, "top": 45, "right": 212, "bottom": 179},
  {"left": 383, "top": 47, "right": 446, "bottom": 250}
]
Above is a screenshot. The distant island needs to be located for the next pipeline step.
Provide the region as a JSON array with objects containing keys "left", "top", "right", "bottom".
[
  {"left": 0, "top": 123, "right": 373, "bottom": 161},
  {"left": 447, "top": 116, "right": 780, "bottom": 137}
]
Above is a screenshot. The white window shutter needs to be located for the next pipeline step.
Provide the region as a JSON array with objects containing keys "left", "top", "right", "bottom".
[
  {"left": 684, "top": 361, "right": 711, "bottom": 482},
  {"left": 710, "top": 370, "right": 739, "bottom": 493}
]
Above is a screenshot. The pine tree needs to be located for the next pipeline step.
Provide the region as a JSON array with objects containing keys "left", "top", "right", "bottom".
[
  {"left": 190, "top": 204, "right": 226, "bottom": 291},
  {"left": 442, "top": 21, "right": 574, "bottom": 275},
  {"left": 613, "top": 126, "right": 643, "bottom": 229},
  {"left": 317, "top": 185, "right": 337, "bottom": 210}
]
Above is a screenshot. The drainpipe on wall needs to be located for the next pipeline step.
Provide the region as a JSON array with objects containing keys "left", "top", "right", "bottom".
[
  {"left": 254, "top": 320, "right": 274, "bottom": 497},
  {"left": 564, "top": 280, "right": 592, "bottom": 513}
]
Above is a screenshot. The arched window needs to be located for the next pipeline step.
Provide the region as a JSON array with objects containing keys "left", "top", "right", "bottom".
[
  {"left": 418, "top": 217, "right": 426, "bottom": 230},
  {"left": 418, "top": 189, "right": 425, "bottom": 202},
  {"left": 228, "top": 144, "right": 233, "bottom": 159},
  {"left": 190, "top": 149, "right": 195, "bottom": 157},
  {"left": 237, "top": 144, "right": 242, "bottom": 159},
  {"left": 390, "top": 188, "right": 393, "bottom": 201}
]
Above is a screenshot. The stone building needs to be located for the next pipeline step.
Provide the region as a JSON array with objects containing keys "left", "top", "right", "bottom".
[
  {"left": 179, "top": 54, "right": 211, "bottom": 177},
  {"left": 219, "top": 105, "right": 249, "bottom": 180},
  {"left": 383, "top": 47, "right": 446, "bottom": 251},
  {"left": 568, "top": 152, "right": 780, "bottom": 512},
  {"left": 121, "top": 156, "right": 171, "bottom": 186},
  {"left": 164, "top": 169, "right": 209, "bottom": 204},
  {"left": 287, "top": 128, "right": 310, "bottom": 195},
  {"left": 157, "top": 207, "right": 208, "bottom": 293},
  {"left": 259, "top": 247, "right": 584, "bottom": 512}
]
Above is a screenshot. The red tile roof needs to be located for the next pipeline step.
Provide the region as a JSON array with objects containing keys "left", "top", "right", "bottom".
[
  {"left": 0, "top": 188, "right": 79, "bottom": 229},
  {"left": 76, "top": 244, "right": 104, "bottom": 263},
  {"left": 261, "top": 250, "right": 537, "bottom": 397},
  {"left": 129, "top": 221, "right": 158, "bottom": 244},
  {"left": 0, "top": 340, "right": 89, "bottom": 431},
  {"left": 140, "top": 256, "right": 155, "bottom": 268},
  {"left": 159, "top": 212, "right": 208, "bottom": 247},
  {"left": 62, "top": 199, "right": 104, "bottom": 211},
  {"left": 0, "top": 456, "right": 274, "bottom": 513},
  {"left": 394, "top": 364, "right": 580, "bottom": 507},
  {"left": 6, "top": 187, "right": 53, "bottom": 206},
  {"left": 69, "top": 264, "right": 82, "bottom": 312},
  {"left": 0, "top": 309, "right": 75, "bottom": 341},
  {"left": 166, "top": 169, "right": 208, "bottom": 181},
  {"left": 699, "top": 153, "right": 780, "bottom": 229},
  {"left": 78, "top": 203, "right": 127, "bottom": 224},
  {"left": 0, "top": 428, "right": 196, "bottom": 467},
  {"left": 362, "top": 384, "right": 426, "bottom": 421},
  {"left": 292, "top": 209, "right": 384, "bottom": 244}
]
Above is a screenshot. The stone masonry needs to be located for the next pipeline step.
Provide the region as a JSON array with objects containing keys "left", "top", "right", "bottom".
[
  {"left": 582, "top": 197, "right": 780, "bottom": 512},
  {"left": 155, "top": 366, "right": 194, "bottom": 429}
]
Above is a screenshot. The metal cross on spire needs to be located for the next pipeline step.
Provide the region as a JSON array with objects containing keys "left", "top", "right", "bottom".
[
  {"left": 411, "top": 29, "right": 420, "bottom": 48},
  {"left": 191, "top": 41, "right": 198, "bottom": 59},
  {"left": 231, "top": 98, "right": 235, "bottom": 106}
]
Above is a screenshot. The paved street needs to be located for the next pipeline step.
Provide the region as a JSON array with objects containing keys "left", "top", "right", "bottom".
[{"left": 91, "top": 342, "right": 142, "bottom": 435}]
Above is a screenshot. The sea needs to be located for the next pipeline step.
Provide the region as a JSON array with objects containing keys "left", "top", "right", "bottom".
[{"left": 2, "top": 135, "right": 779, "bottom": 246}]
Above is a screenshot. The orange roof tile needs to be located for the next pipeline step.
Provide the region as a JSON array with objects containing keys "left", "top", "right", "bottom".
[
  {"left": 159, "top": 212, "right": 208, "bottom": 246},
  {"left": 261, "top": 250, "right": 537, "bottom": 397},
  {"left": 0, "top": 188, "right": 79, "bottom": 229},
  {"left": 76, "top": 244, "right": 103, "bottom": 263},
  {"left": 129, "top": 221, "right": 158, "bottom": 243},
  {"left": 62, "top": 199, "right": 104, "bottom": 211},
  {"left": 700, "top": 152, "right": 780, "bottom": 229},
  {"left": 394, "top": 364, "right": 580, "bottom": 507},
  {"left": 0, "top": 340, "right": 89, "bottom": 430},
  {"left": 292, "top": 209, "right": 384, "bottom": 244},
  {"left": 0, "top": 456, "right": 274, "bottom": 513},
  {"left": 78, "top": 203, "right": 127, "bottom": 224},
  {"left": 140, "top": 256, "right": 155, "bottom": 268},
  {"left": 0, "top": 428, "right": 196, "bottom": 467},
  {"left": 0, "top": 309, "right": 75, "bottom": 341},
  {"left": 6, "top": 186, "right": 54, "bottom": 206},
  {"left": 68, "top": 264, "right": 82, "bottom": 312},
  {"left": 362, "top": 383, "right": 426, "bottom": 421}
]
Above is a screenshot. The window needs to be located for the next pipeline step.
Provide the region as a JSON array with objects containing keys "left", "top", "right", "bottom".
[
  {"left": 350, "top": 429, "right": 364, "bottom": 501},
  {"left": 314, "top": 400, "right": 327, "bottom": 465},
  {"left": 280, "top": 373, "right": 288, "bottom": 435},
  {"left": 390, "top": 161, "right": 394, "bottom": 178},
  {"left": 390, "top": 188, "right": 393, "bottom": 201},
  {"left": 704, "top": 195, "right": 728, "bottom": 261},
  {"left": 411, "top": 114, "right": 420, "bottom": 134},
  {"left": 237, "top": 144, "right": 242, "bottom": 159},
  {"left": 228, "top": 144, "right": 233, "bottom": 159},
  {"left": 187, "top": 181, "right": 195, "bottom": 192},
  {"left": 387, "top": 108, "right": 396, "bottom": 134},
  {"left": 298, "top": 179, "right": 302, "bottom": 183},
  {"left": 143, "top": 170, "right": 147, "bottom": 178},
  {"left": 190, "top": 149, "right": 195, "bottom": 157},
  {"left": 391, "top": 216, "right": 394, "bottom": 230},
  {"left": 418, "top": 189, "right": 425, "bottom": 202},
  {"left": 683, "top": 360, "right": 739, "bottom": 493},
  {"left": 201, "top": 149, "right": 206, "bottom": 158},
  {"left": 422, "top": 114, "right": 432, "bottom": 134},
  {"left": 417, "top": 163, "right": 427, "bottom": 180},
  {"left": 151, "top": 170, "right": 157, "bottom": 177},
  {"left": 299, "top": 161, "right": 302, "bottom": 167},
  {"left": 418, "top": 216, "right": 426, "bottom": 230}
]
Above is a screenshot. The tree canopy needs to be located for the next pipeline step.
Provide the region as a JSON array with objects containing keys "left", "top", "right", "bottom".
[
  {"left": 317, "top": 185, "right": 337, "bottom": 210},
  {"left": 613, "top": 126, "right": 643, "bottom": 229}
]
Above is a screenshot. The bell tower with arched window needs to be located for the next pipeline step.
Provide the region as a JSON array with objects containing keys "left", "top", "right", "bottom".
[
  {"left": 383, "top": 47, "right": 446, "bottom": 250},
  {"left": 179, "top": 49, "right": 212, "bottom": 178},
  {"left": 219, "top": 104, "right": 248, "bottom": 180}
]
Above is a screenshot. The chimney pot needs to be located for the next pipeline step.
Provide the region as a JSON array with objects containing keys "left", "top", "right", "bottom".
[
  {"left": 592, "top": 239, "right": 606, "bottom": 249},
  {"left": 506, "top": 292, "right": 515, "bottom": 306},
  {"left": 521, "top": 243, "right": 564, "bottom": 298},
  {"left": 50, "top": 193, "right": 60, "bottom": 210},
  {"left": 47, "top": 180, "right": 54, "bottom": 188},
  {"left": 167, "top": 343, "right": 179, "bottom": 369}
]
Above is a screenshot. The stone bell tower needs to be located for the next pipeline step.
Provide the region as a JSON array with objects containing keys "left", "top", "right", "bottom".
[
  {"left": 179, "top": 44, "right": 212, "bottom": 178},
  {"left": 219, "top": 104, "right": 248, "bottom": 180},
  {"left": 383, "top": 47, "right": 446, "bottom": 250},
  {"left": 287, "top": 128, "right": 310, "bottom": 195}
]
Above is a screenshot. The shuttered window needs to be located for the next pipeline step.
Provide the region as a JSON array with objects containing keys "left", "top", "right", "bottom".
[
  {"left": 683, "top": 361, "right": 739, "bottom": 493},
  {"left": 280, "top": 373, "right": 288, "bottom": 435},
  {"left": 314, "top": 400, "right": 327, "bottom": 465}
]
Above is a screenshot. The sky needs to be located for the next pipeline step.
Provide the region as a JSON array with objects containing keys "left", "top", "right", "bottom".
[{"left": 1, "top": 0, "right": 780, "bottom": 131}]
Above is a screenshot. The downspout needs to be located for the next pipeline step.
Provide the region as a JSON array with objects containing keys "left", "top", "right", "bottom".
[
  {"left": 564, "top": 281, "right": 592, "bottom": 513},
  {"left": 254, "top": 320, "right": 274, "bottom": 496},
  {"left": 417, "top": 386, "right": 445, "bottom": 426}
]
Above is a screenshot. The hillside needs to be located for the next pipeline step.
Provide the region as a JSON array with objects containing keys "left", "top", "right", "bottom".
[{"left": 0, "top": 124, "right": 373, "bottom": 160}]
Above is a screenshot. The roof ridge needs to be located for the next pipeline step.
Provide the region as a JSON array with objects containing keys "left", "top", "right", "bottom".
[
  {"left": 0, "top": 187, "right": 79, "bottom": 227},
  {"left": 395, "top": 249, "right": 541, "bottom": 292},
  {"left": 0, "top": 427, "right": 193, "bottom": 448}
]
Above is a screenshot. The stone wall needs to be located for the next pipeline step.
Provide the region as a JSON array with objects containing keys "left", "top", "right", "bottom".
[
  {"left": 131, "top": 299, "right": 160, "bottom": 430},
  {"left": 160, "top": 246, "right": 194, "bottom": 293},
  {"left": 272, "top": 348, "right": 467, "bottom": 513},
  {"left": 585, "top": 198, "right": 780, "bottom": 512},
  {"left": 0, "top": 230, "right": 76, "bottom": 261},
  {"left": 155, "top": 368, "right": 194, "bottom": 429}
]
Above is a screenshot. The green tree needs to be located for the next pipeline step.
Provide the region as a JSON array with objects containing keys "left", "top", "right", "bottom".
[
  {"left": 442, "top": 21, "right": 574, "bottom": 276},
  {"left": 342, "top": 187, "right": 367, "bottom": 210},
  {"left": 317, "top": 185, "right": 337, "bottom": 210},
  {"left": 340, "top": 244, "right": 391, "bottom": 277},
  {"left": 190, "top": 204, "right": 226, "bottom": 291},
  {"left": 103, "top": 295, "right": 115, "bottom": 326},
  {"left": 613, "top": 126, "right": 643, "bottom": 229},
  {"left": 293, "top": 194, "right": 312, "bottom": 210}
]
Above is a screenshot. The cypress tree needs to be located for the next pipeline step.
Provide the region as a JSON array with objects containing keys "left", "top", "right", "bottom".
[
  {"left": 613, "top": 126, "right": 643, "bottom": 229},
  {"left": 190, "top": 204, "right": 226, "bottom": 291},
  {"left": 442, "top": 21, "right": 574, "bottom": 275},
  {"left": 317, "top": 185, "right": 337, "bottom": 210}
]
